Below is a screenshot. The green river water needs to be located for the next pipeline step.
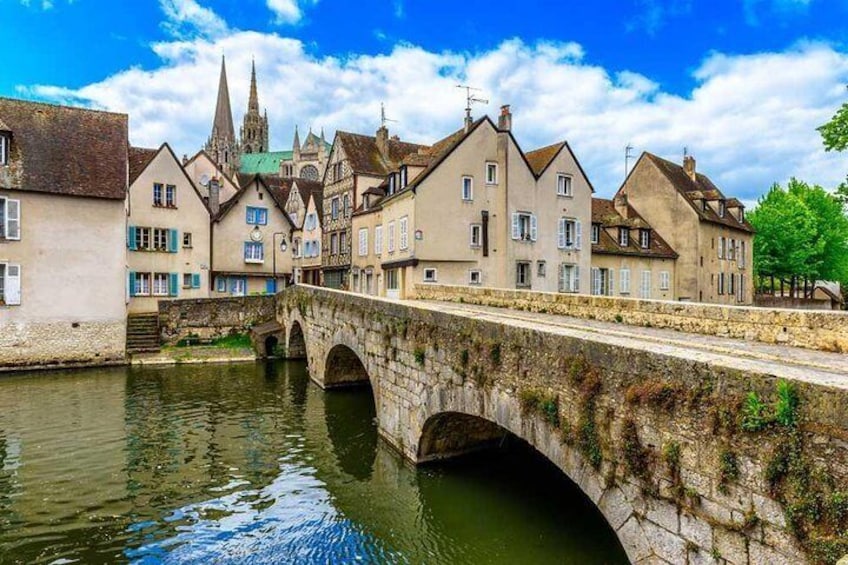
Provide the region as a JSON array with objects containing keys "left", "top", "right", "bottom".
[{"left": 0, "top": 361, "right": 627, "bottom": 564}]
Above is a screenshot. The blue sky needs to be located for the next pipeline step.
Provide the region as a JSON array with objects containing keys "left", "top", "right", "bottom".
[{"left": 3, "top": 0, "right": 848, "bottom": 201}]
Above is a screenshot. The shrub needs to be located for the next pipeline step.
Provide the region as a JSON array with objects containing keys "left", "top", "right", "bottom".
[
  {"left": 741, "top": 391, "right": 769, "bottom": 432},
  {"left": 775, "top": 380, "right": 799, "bottom": 428}
]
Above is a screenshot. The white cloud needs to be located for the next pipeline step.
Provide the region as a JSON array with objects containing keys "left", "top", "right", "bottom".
[
  {"left": 266, "top": 0, "right": 317, "bottom": 25},
  {"left": 19, "top": 30, "right": 848, "bottom": 203},
  {"left": 159, "top": 0, "right": 228, "bottom": 38}
]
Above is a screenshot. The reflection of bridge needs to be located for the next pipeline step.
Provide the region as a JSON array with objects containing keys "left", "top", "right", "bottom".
[{"left": 277, "top": 285, "right": 848, "bottom": 564}]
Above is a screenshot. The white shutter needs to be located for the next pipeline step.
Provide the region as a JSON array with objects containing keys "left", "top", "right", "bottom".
[
  {"left": 512, "top": 213, "right": 520, "bottom": 240},
  {"left": 530, "top": 214, "right": 538, "bottom": 242},
  {"left": 574, "top": 266, "right": 580, "bottom": 292},
  {"left": 557, "top": 219, "right": 566, "bottom": 249},
  {"left": 558, "top": 264, "right": 566, "bottom": 292},
  {"left": 6, "top": 199, "right": 20, "bottom": 240},
  {"left": 6, "top": 264, "right": 21, "bottom": 305},
  {"left": 592, "top": 267, "right": 600, "bottom": 295},
  {"left": 575, "top": 220, "right": 582, "bottom": 250},
  {"left": 607, "top": 269, "right": 614, "bottom": 296}
]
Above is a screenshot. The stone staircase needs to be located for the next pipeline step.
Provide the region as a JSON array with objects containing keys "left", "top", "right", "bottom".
[{"left": 126, "top": 313, "right": 161, "bottom": 354}]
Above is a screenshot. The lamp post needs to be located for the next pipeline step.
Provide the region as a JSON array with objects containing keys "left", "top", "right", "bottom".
[{"left": 272, "top": 232, "right": 288, "bottom": 293}]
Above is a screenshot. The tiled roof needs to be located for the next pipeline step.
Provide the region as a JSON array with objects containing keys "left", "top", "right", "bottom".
[
  {"left": 592, "top": 198, "right": 678, "bottom": 259},
  {"left": 526, "top": 142, "right": 565, "bottom": 176},
  {"left": 0, "top": 117, "right": 9, "bottom": 131},
  {"left": 216, "top": 174, "right": 294, "bottom": 227},
  {"left": 239, "top": 151, "right": 292, "bottom": 175},
  {"left": 0, "top": 97, "right": 128, "bottom": 200},
  {"left": 642, "top": 153, "right": 753, "bottom": 233},
  {"left": 336, "top": 131, "right": 427, "bottom": 176},
  {"left": 129, "top": 146, "right": 159, "bottom": 185}
]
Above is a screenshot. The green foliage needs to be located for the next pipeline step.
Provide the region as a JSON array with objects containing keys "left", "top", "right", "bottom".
[
  {"left": 413, "top": 348, "right": 426, "bottom": 366},
  {"left": 460, "top": 349, "right": 469, "bottom": 367},
  {"left": 741, "top": 391, "right": 769, "bottom": 432},
  {"left": 818, "top": 102, "right": 848, "bottom": 153},
  {"left": 519, "top": 389, "right": 560, "bottom": 428},
  {"left": 718, "top": 450, "right": 740, "bottom": 494},
  {"left": 621, "top": 419, "right": 653, "bottom": 485},
  {"left": 775, "top": 379, "right": 800, "bottom": 428},
  {"left": 663, "top": 441, "right": 681, "bottom": 474},
  {"left": 625, "top": 379, "right": 683, "bottom": 412},
  {"left": 489, "top": 343, "right": 501, "bottom": 367},
  {"left": 211, "top": 333, "right": 252, "bottom": 349},
  {"left": 614, "top": 314, "right": 623, "bottom": 323}
]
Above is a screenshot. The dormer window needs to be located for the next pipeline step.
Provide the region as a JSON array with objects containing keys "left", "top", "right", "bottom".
[
  {"left": 619, "top": 228, "right": 629, "bottom": 247},
  {"left": 640, "top": 229, "right": 650, "bottom": 249},
  {"left": 702, "top": 199, "right": 709, "bottom": 212},
  {"left": 718, "top": 200, "right": 726, "bottom": 218},
  {"left": 400, "top": 166, "right": 408, "bottom": 189},
  {"left": 739, "top": 207, "right": 745, "bottom": 222},
  {"left": 388, "top": 174, "right": 396, "bottom": 195},
  {"left": 591, "top": 224, "right": 600, "bottom": 244},
  {"left": 0, "top": 133, "right": 9, "bottom": 166}
]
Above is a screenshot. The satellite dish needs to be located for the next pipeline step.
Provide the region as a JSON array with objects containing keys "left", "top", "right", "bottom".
[{"left": 199, "top": 173, "right": 210, "bottom": 186}]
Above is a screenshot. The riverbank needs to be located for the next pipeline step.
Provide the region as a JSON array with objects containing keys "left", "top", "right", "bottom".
[{"left": 131, "top": 345, "right": 258, "bottom": 366}]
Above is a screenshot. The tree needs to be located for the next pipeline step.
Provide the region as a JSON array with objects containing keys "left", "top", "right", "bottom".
[
  {"left": 789, "top": 179, "right": 848, "bottom": 283},
  {"left": 818, "top": 101, "right": 848, "bottom": 152}
]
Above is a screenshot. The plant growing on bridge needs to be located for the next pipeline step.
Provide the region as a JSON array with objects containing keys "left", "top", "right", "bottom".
[
  {"left": 625, "top": 379, "right": 684, "bottom": 413},
  {"left": 519, "top": 389, "right": 560, "bottom": 428},
  {"left": 621, "top": 418, "right": 653, "bottom": 488},
  {"left": 718, "top": 450, "right": 740, "bottom": 495},
  {"left": 740, "top": 380, "right": 800, "bottom": 433},
  {"left": 414, "top": 348, "right": 426, "bottom": 366},
  {"left": 774, "top": 379, "right": 800, "bottom": 428},
  {"left": 741, "top": 391, "right": 769, "bottom": 432}
]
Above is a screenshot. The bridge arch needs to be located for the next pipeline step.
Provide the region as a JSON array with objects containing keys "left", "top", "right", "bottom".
[
  {"left": 287, "top": 320, "right": 306, "bottom": 360},
  {"left": 324, "top": 343, "right": 371, "bottom": 388}
]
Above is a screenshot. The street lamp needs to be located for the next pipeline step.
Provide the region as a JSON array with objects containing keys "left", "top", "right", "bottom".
[{"left": 272, "top": 232, "right": 288, "bottom": 293}]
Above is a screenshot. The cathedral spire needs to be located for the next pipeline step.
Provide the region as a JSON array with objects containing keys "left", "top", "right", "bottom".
[
  {"left": 248, "top": 58, "right": 259, "bottom": 114},
  {"left": 293, "top": 125, "right": 301, "bottom": 151},
  {"left": 212, "top": 55, "right": 235, "bottom": 142},
  {"left": 240, "top": 58, "right": 269, "bottom": 155}
]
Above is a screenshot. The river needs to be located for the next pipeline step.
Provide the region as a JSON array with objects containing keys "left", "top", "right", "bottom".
[{"left": 0, "top": 361, "right": 627, "bottom": 564}]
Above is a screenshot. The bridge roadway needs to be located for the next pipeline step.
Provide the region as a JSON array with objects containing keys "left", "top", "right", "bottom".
[{"left": 418, "top": 300, "right": 848, "bottom": 387}]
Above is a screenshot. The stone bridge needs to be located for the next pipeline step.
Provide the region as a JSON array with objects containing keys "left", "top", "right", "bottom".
[{"left": 276, "top": 285, "right": 848, "bottom": 565}]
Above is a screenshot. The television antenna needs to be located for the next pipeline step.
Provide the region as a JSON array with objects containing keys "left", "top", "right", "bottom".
[
  {"left": 380, "top": 102, "right": 397, "bottom": 128},
  {"left": 456, "top": 84, "right": 488, "bottom": 123},
  {"left": 625, "top": 144, "right": 634, "bottom": 179}
]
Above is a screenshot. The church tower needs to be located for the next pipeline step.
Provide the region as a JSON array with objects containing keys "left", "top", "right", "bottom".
[
  {"left": 205, "top": 56, "right": 240, "bottom": 178},
  {"left": 240, "top": 59, "right": 269, "bottom": 155}
]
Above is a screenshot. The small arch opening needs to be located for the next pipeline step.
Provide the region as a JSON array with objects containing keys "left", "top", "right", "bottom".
[
  {"left": 287, "top": 321, "right": 306, "bottom": 359},
  {"left": 324, "top": 344, "right": 369, "bottom": 388},
  {"left": 264, "top": 335, "right": 279, "bottom": 358}
]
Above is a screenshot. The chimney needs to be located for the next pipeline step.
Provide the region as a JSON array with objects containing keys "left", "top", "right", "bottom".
[
  {"left": 464, "top": 114, "right": 473, "bottom": 133},
  {"left": 376, "top": 126, "right": 389, "bottom": 160},
  {"left": 614, "top": 193, "right": 629, "bottom": 217},
  {"left": 683, "top": 155, "right": 696, "bottom": 181},
  {"left": 498, "top": 104, "right": 512, "bottom": 131},
  {"left": 208, "top": 178, "right": 221, "bottom": 216},
  {"left": 182, "top": 154, "right": 188, "bottom": 165}
]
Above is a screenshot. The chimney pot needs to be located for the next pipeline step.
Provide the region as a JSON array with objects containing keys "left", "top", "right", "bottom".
[
  {"left": 683, "top": 155, "right": 697, "bottom": 181},
  {"left": 498, "top": 104, "right": 513, "bottom": 132}
]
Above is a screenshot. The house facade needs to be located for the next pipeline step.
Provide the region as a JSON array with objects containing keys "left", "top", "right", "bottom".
[
  {"left": 0, "top": 98, "right": 128, "bottom": 368},
  {"left": 127, "top": 144, "right": 211, "bottom": 313},
  {"left": 617, "top": 153, "right": 754, "bottom": 304},
  {"left": 590, "top": 196, "right": 678, "bottom": 300},
  {"left": 211, "top": 174, "right": 296, "bottom": 296},
  {"left": 183, "top": 150, "right": 239, "bottom": 211},
  {"left": 287, "top": 179, "right": 324, "bottom": 286}
]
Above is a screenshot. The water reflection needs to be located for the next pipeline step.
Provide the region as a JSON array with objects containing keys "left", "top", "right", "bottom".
[{"left": 0, "top": 362, "right": 627, "bottom": 564}]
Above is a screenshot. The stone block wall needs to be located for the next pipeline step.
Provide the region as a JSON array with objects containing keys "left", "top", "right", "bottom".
[
  {"left": 159, "top": 296, "right": 276, "bottom": 345},
  {"left": 414, "top": 284, "right": 848, "bottom": 353},
  {"left": 0, "top": 320, "right": 125, "bottom": 371},
  {"left": 279, "top": 285, "right": 848, "bottom": 564},
  {"left": 754, "top": 295, "right": 834, "bottom": 311}
]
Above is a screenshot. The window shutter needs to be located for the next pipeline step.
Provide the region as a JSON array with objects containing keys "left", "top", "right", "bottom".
[
  {"left": 128, "top": 271, "right": 136, "bottom": 297},
  {"left": 530, "top": 214, "right": 538, "bottom": 242},
  {"left": 575, "top": 221, "right": 582, "bottom": 250},
  {"left": 192, "top": 273, "right": 201, "bottom": 288},
  {"left": 511, "top": 213, "right": 520, "bottom": 240},
  {"left": 592, "top": 267, "right": 600, "bottom": 295},
  {"left": 6, "top": 199, "right": 20, "bottom": 240},
  {"left": 169, "top": 273, "right": 179, "bottom": 297},
  {"left": 128, "top": 226, "right": 137, "bottom": 250},
  {"left": 557, "top": 219, "right": 566, "bottom": 249},
  {"left": 6, "top": 264, "right": 21, "bottom": 305},
  {"left": 608, "top": 269, "right": 614, "bottom": 296},
  {"left": 558, "top": 264, "right": 565, "bottom": 291},
  {"left": 574, "top": 266, "right": 580, "bottom": 292},
  {"left": 266, "top": 278, "right": 276, "bottom": 294},
  {"left": 169, "top": 229, "right": 179, "bottom": 253}
]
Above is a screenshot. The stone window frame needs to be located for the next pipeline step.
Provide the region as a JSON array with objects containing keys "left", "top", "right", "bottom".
[
  {"left": 423, "top": 268, "right": 438, "bottom": 283},
  {"left": 556, "top": 174, "right": 573, "bottom": 197}
]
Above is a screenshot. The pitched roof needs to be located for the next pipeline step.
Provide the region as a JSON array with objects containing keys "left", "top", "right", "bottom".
[
  {"left": 216, "top": 173, "right": 295, "bottom": 230},
  {"left": 292, "top": 178, "right": 323, "bottom": 206},
  {"left": 526, "top": 142, "right": 566, "bottom": 176},
  {"left": 239, "top": 151, "right": 292, "bottom": 175},
  {"left": 592, "top": 198, "right": 678, "bottom": 259},
  {"left": 0, "top": 97, "right": 128, "bottom": 200},
  {"left": 0, "top": 117, "right": 9, "bottom": 131},
  {"left": 335, "top": 131, "right": 427, "bottom": 176},
  {"left": 129, "top": 146, "right": 159, "bottom": 185},
  {"left": 639, "top": 153, "right": 754, "bottom": 233}
]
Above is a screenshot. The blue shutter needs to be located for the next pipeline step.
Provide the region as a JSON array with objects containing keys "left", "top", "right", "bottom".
[
  {"left": 128, "top": 226, "right": 137, "bottom": 250},
  {"left": 192, "top": 273, "right": 201, "bottom": 288},
  {"left": 169, "top": 273, "right": 179, "bottom": 297},
  {"left": 128, "top": 272, "right": 136, "bottom": 297},
  {"left": 266, "top": 278, "right": 276, "bottom": 294},
  {"left": 169, "top": 229, "right": 179, "bottom": 253}
]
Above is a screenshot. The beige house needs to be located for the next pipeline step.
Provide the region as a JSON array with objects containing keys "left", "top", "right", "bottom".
[
  {"left": 591, "top": 197, "right": 678, "bottom": 300},
  {"left": 0, "top": 97, "right": 128, "bottom": 367},
  {"left": 211, "top": 174, "right": 296, "bottom": 296},
  {"left": 127, "top": 144, "right": 212, "bottom": 313},
  {"left": 290, "top": 182, "right": 324, "bottom": 286},
  {"left": 618, "top": 153, "right": 754, "bottom": 304},
  {"left": 351, "top": 106, "right": 594, "bottom": 298},
  {"left": 183, "top": 150, "right": 239, "bottom": 211},
  {"left": 322, "top": 127, "right": 426, "bottom": 289}
]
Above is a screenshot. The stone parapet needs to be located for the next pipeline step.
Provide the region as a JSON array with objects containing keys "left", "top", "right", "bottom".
[
  {"left": 414, "top": 284, "right": 848, "bottom": 353},
  {"left": 159, "top": 295, "right": 276, "bottom": 345}
]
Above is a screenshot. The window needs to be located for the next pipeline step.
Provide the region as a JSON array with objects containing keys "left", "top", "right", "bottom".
[
  {"left": 183, "top": 273, "right": 193, "bottom": 288},
  {"left": 152, "top": 273, "right": 169, "bottom": 296},
  {"left": 375, "top": 225, "right": 383, "bottom": 255},
  {"left": 640, "top": 229, "right": 650, "bottom": 249},
  {"left": 516, "top": 262, "right": 531, "bottom": 288},
  {"left": 330, "top": 233, "right": 339, "bottom": 255},
  {"left": 387, "top": 221, "right": 395, "bottom": 252},
  {"left": 134, "top": 272, "right": 151, "bottom": 296},
  {"left": 400, "top": 166, "right": 408, "bottom": 189},
  {"left": 135, "top": 227, "right": 151, "bottom": 250},
  {"left": 399, "top": 216, "right": 409, "bottom": 250},
  {"left": 343, "top": 194, "right": 351, "bottom": 218},
  {"left": 0, "top": 197, "right": 20, "bottom": 240},
  {"left": 165, "top": 184, "right": 176, "bottom": 207},
  {"left": 591, "top": 268, "right": 613, "bottom": 296},
  {"left": 537, "top": 261, "right": 546, "bottom": 278},
  {"left": 719, "top": 200, "right": 726, "bottom": 218},
  {"left": 486, "top": 163, "right": 498, "bottom": 184},
  {"left": 591, "top": 224, "right": 600, "bottom": 245},
  {"left": 0, "top": 134, "right": 8, "bottom": 166},
  {"left": 559, "top": 264, "right": 579, "bottom": 293},
  {"left": 246, "top": 206, "right": 268, "bottom": 225},
  {"left": 512, "top": 212, "right": 537, "bottom": 242},
  {"left": 462, "top": 176, "right": 473, "bottom": 201},
  {"left": 728, "top": 239, "right": 735, "bottom": 261},
  {"left": 558, "top": 218, "right": 581, "bottom": 249},
  {"left": 557, "top": 174, "right": 572, "bottom": 197},
  {"left": 470, "top": 224, "right": 482, "bottom": 247},
  {"left": 739, "top": 241, "right": 746, "bottom": 269},
  {"left": 0, "top": 264, "right": 4, "bottom": 303},
  {"left": 729, "top": 273, "right": 736, "bottom": 296},
  {"left": 718, "top": 272, "right": 726, "bottom": 295},
  {"left": 244, "top": 241, "right": 264, "bottom": 263},
  {"left": 660, "top": 271, "right": 670, "bottom": 291},
  {"left": 153, "top": 183, "right": 163, "bottom": 206},
  {"left": 739, "top": 208, "right": 745, "bottom": 222},
  {"left": 641, "top": 271, "right": 652, "bottom": 299},
  {"left": 424, "top": 268, "right": 438, "bottom": 282},
  {"left": 0, "top": 264, "right": 20, "bottom": 306},
  {"left": 340, "top": 231, "right": 347, "bottom": 254},
  {"left": 183, "top": 232, "right": 192, "bottom": 248},
  {"left": 619, "top": 228, "right": 629, "bottom": 247},
  {"left": 718, "top": 237, "right": 725, "bottom": 259},
  {"left": 216, "top": 277, "right": 227, "bottom": 293},
  {"left": 738, "top": 274, "right": 746, "bottom": 303},
  {"left": 331, "top": 198, "right": 340, "bottom": 220},
  {"left": 386, "top": 269, "right": 399, "bottom": 291},
  {"left": 469, "top": 270, "right": 482, "bottom": 285},
  {"left": 620, "top": 268, "right": 631, "bottom": 294},
  {"left": 153, "top": 228, "right": 168, "bottom": 251},
  {"left": 358, "top": 228, "right": 368, "bottom": 256}
]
